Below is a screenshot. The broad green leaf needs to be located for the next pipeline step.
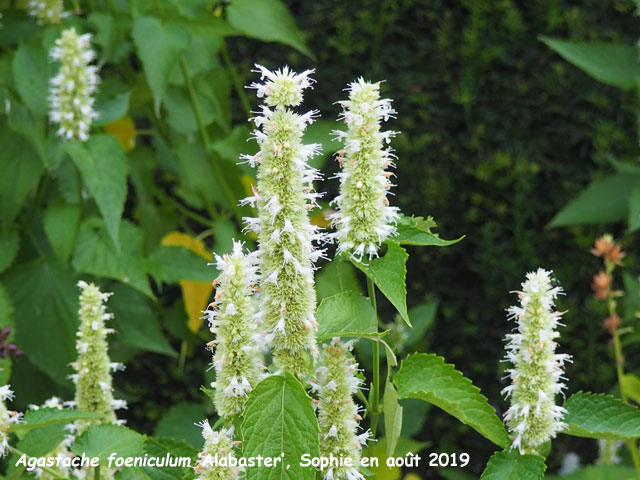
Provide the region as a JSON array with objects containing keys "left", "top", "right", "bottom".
[
  {"left": 132, "top": 17, "right": 190, "bottom": 114},
  {"left": 540, "top": 37, "right": 640, "bottom": 91},
  {"left": 316, "top": 292, "right": 378, "bottom": 341},
  {"left": 108, "top": 283, "right": 176, "bottom": 356},
  {"left": 406, "top": 300, "right": 438, "bottom": 347},
  {"left": 141, "top": 436, "right": 198, "bottom": 480},
  {"left": 549, "top": 173, "right": 640, "bottom": 227},
  {"left": 0, "top": 122, "right": 44, "bottom": 224},
  {"left": 153, "top": 402, "right": 206, "bottom": 449},
  {"left": 0, "top": 229, "right": 19, "bottom": 274},
  {"left": 164, "top": 86, "right": 216, "bottom": 135},
  {"left": 545, "top": 464, "right": 638, "bottom": 480},
  {"left": 242, "top": 373, "right": 319, "bottom": 480},
  {"left": 12, "top": 45, "right": 53, "bottom": 115},
  {"left": 43, "top": 200, "right": 82, "bottom": 264},
  {"left": 562, "top": 392, "right": 640, "bottom": 440},
  {"left": 350, "top": 242, "right": 410, "bottom": 326},
  {"left": 316, "top": 259, "right": 361, "bottom": 301},
  {"left": 394, "top": 353, "right": 511, "bottom": 448},
  {"left": 0, "top": 283, "right": 15, "bottom": 384},
  {"left": 621, "top": 374, "right": 640, "bottom": 405},
  {"left": 10, "top": 408, "right": 106, "bottom": 433},
  {"left": 227, "top": 0, "right": 313, "bottom": 58},
  {"left": 94, "top": 91, "right": 132, "bottom": 127},
  {"left": 7, "top": 101, "right": 46, "bottom": 162},
  {"left": 72, "top": 219, "right": 152, "bottom": 298},
  {"left": 17, "top": 423, "right": 66, "bottom": 456},
  {"left": 72, "top": 424, "right": 145, "bottom": 466},
  {"left": 66, "top": 135, "right": 129, "bottom": 249},
  {"left": 629, "top": 185, "right": 640, "bottom": 232},
  {"left": 5, "top": 260, "right": 78, "bottom": 386},
  {"left": 480, "top": 450, "right": 546, "bottom": 480},
  {"left": 145, "top": 245, "right": 213, "bottom": 284},
  {"left": 623, "top": 272, "right": 640, "bottom": 324},
  {"left": 383, "top": 380, "right": 403, "bottom": 457},
  {"left": 170, "top": 16, "right": 241, "bottom": 38},
  {"left": 393, "top": 215, "right": 463, "bottom": 247}
]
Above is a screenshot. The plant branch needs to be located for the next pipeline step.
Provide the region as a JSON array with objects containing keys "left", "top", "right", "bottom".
[{"left": 367, "top": 276, "right": 381, "bottom": 438}]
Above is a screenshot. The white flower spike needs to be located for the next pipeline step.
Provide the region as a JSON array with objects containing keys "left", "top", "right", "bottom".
[
  {"left": 49, "top": 28, "right": 99, "bottom": 142},
  {"left": 0, "top": 385, "right": 20, "bottom": 457},
  {"left": 194, "top": 421, "right": 240, "bottom": 480},
  {"left": 27, "top": 0, "right": 63, "bottom": 25},
  {"left": 315, "top": 339, "right": 368, "bottom": 480},
  {"left": 329, "top": 79, "right": 400, "bottom": 260},
  {"left": 207, "top": 241, "right": 263, "bottom": 418},
  {"left": 502, "top": 268, "right": 571, "bottom": 453},
  {"left": 242, "top": 65, "right": 326, "bottom": 377}
]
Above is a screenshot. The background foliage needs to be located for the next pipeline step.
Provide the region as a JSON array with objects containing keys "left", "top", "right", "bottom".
[{"left": 1, "top": 0, "right": 639, "bottom": 478}]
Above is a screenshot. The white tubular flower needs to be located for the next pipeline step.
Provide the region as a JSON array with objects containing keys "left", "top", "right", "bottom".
[
  {"left": 194, "top": 421, "right": 240, "bottom": 480},
  {"left": 243, "top": 65, "right": 325, "bottom": 377},
  {"left": 329, "top": 79, "right": 400, "bottom": 260},
  {"left": 315, "top": 339, "right": 368, "bottom": 480},
  {"left": 27, "top": 0, "right": 63, "bottom": 25},
  {"left": 208, "top": 241, "right": 263, "bottom": 418},
  {"left": 502, "top": 268, "right": 571, "bottom": 453},
  {"left": 0, "top": 385, "right": 20, "bottom": 457},
  {"left": 73, "top": 281, "right": 123, "bottom": 434},
  {"left": 48, "top": 28, "right": 99, "bottom": 142}
]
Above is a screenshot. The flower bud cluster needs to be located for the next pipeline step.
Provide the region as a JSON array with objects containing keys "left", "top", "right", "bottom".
[
  {"left": 49, "top": 28, "right": 99, "bottom": 142},
  {"left": 194, "top": 421, "right": 240, "bottom": 480},
  {"left": 207, "top": 241, "right": 263, "bottom": 418},
  {"left": 502, "top": 268, "right": 571, "bottom": 453},
  {"left": 242, "top": 65, "right": 327, "bottom": 377},
  {"left": 71, "top": 281, "right": 126, "bottom": 434},
  {"left": 312, "top": 339, "right": 369, "bottom": 480},
  {"left": 329, "top": 79, "right": 399, "bottom": 260}
]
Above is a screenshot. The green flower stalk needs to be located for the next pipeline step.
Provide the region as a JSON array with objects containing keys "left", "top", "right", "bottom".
[
  {"left": 70, "top": 281, "right": 126, "bottom": 434},
  {"left": 0, "top": 385, "right": 20, "bottom": 457},
  {"left": 207, "top": 241, "right": 263, "bottom": 418},
  {"left": 242, "top": 65, "right": 327, "bottom": 377},
  {"left": 49, "top": 28, "right": 99, "bottom": 142},
  {"left": 329, "top": 79, "right": 399, "bottom": 260},
  {"left": 312, "top": 339, "right": 369, "bottom": 480},
  {"left": 502, "top": 268, "right": 571, "bottom": 453},
  {"left": 194, "top": 421, "right": 240, "bottom": 480},
  {"left": 27, "top": 0, "right": 63, "bottom": 24}
]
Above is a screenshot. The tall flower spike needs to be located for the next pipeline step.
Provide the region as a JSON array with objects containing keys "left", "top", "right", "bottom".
[
  {"left": 72, "top": 281, "right": 126, "bottom": 434},
  {"left": 329, "top": 79, "right": 400, "bottom": 260},
  {"left": 315, "top": 339, "right": 368, "bottom": 480},
  {"left": 49, "top": 28, "right": 99, "bottom": 142},
  {"left": 194, "top": 421, "right": 240, "bottom": 480},
  {"left": 27, "top": 0, "right": 63, "bottom": 25},
  {"left": 0, "top": 385, "right": 20, "bottom": 457},
  {"left": 502, "top": 268, "right": 571, "bottom": 453},
  {"left": 242, "top": 65, "right": 326, "bottom": 377},
  {"left": 207, "top": 241, "right": 263, "bottom": 418}
]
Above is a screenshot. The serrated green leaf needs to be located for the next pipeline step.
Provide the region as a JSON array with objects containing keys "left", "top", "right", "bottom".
[
  {"left": 350, "top": 243, "right": 410, "bottom": 326},
  {"left": 72, "top": 219, "right": 152, "bottom": 298},
  {"left": 153, "top": 402, "right": 206, "bottom": 449},
  {"left": 383, "top": 380, "right": 403, "bottom": 457},
  {"left": 10, "top": 408, "right": 107, "bottom": 433},
  {"left": 316, "top": 259, "right": 361, "bottom": 301},
  {"left": 94, "top": 91, "right": 132, "bottom": 127},
  {"left": 108, "top": 283, "right": 175, "bottom": 356},
  {"left": 5, "top": 261, "right": 78, "bottom": 386},
  {"left": 12, "top": 45, "right": 53, "bottom": 115},
  {"left": 142, "top": 436, "right": 198, "bottom": 480},
  {"left": 316, "top": 292, "right": 378, "bottom": 341},
  {"left": 72, "top": 424, "right": 145, "bottom": 466},
  {"left": 43, "top": 200, "right": 82, "bottom": 264},
  {"left": 17, "top": 423, "right": 66, "bottom": 456},
  {"left": 66, "top": 135, "right": 129, "bottom": 249},
  {"left": 394, "top": 353, "right": 511, "bottom": 448},
  {"left": 132, "top": 17, "right": 190, "bottom": 114},
  {"left": 540, "top": 37, "right": 640, "bottom": 91},
  {"left": 0, "top": 229, "right": 19, "bottom": 275},
  {"left": 549, "top": 173, "right": 640, "bottom": 227},
  {"left": 480, "top": 450, "right": 546, "bottom": 480},
  {"left": 545, "top": 464, "right": 637, "bottom": 480},
  {"left": 7, "top": 101, "right": 46, "bottom": 162},
  {"left": 145, "top": 245, "right": 213, "bottom": 284},
  {"left": 621, "top": 374, "right": 640, "bottom": 405},
  {"left": 227, "top": 0, "right": 313, "bottom": 58},
  {"left": 562, "top": 392, "right": 640, "bottom": 440},
  {"left": 242, "top": 373, "right": 319, "bottom": 480},
  {"left": 406, "top": 300, "right": 438, "bottom": 347},
  {"left": 393, "top": 214, "right": 463, "bottom": 247}
]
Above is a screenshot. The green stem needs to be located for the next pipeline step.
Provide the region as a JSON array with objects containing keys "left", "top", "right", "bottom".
[
  {"left": 220, "top": 40, "right": 252, "bottom": 118},
  {"left": 155, "top": 189, "right": 213, "bottom": 227},
  {"left": 367, "top": 276, "right": 381, "bottom": 438},
  {"left": 8, "top": 446, "right": 67, "bottom": 479},
  {"left": 179, "top": 57, "right": 244, "bottom": 226},
  {"left": 95, "top": 465, "right": 100, "bottom": 480}
]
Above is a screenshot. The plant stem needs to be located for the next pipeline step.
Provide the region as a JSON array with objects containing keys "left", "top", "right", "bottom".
[
  {"left": 95, "top": 465, "right": 100, "bottom": 480},
  {"left": 367, "top": 276, "right": 381, "bottom": 438},
  {"left": 179, "top": 57, "right": 244, "bottom": 226},
  {"left": 220, "top": 40, "right": 252, "bottom": 118}
]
